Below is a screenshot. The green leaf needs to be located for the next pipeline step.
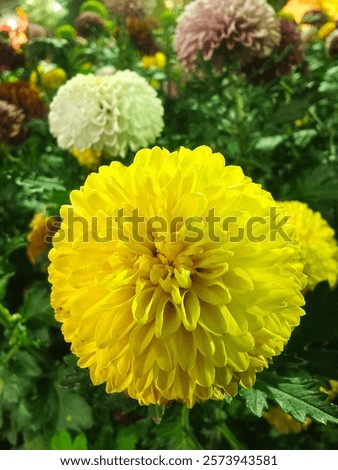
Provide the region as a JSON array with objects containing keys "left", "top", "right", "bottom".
[
  {"left": 0, "top": 268, "right": 14, "bottom": 303},
  {"left": 24, "top": 435, "right": 48, "bottom": 450},
  {"left": 319, "top": 66, "right": 338, "bottom": 94},
  {"left": 255, "top": 135, "right": 286, "bottom": 152},
  {"left": 20, "top": 281, "right": 54, "bottom": 322},
  {"left": 12, "top": 351, "right": 42, "bottom": 378},
  {"left": 51, "top": 429, "right": 73, "bottom": 450},
  {"left": 1, "top": 369, "right": 21, "bottom": 405},
  {"left": 57, "top": 389, "right": 93, "bottom": 432},
  {"left": 152, "top": 406, "right": 203, "bottom": 450},
  {"left": 72, "top": 433, "right": 88, "bottom": 450},
  {"left": 257, "top": 374, "right": 338, "bottom": 425},
  {"left": 240, "top": 388, "right": 268, "bottom": 417},
  {"left": 273, "top": 97, "right": 316, "bottom": 124},
  {"left": 115, "top": 426, "right": 139, "bottom": 450},
  {"left": 267, "top": 0, "right": 288, "bottom": 12},
  {"left": 293, "top": 129, "right": 317, "bottom": 147}
]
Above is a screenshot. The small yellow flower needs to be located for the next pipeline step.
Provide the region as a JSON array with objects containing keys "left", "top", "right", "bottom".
[
  {"left": 142, "top": 55, "right": 156, "bottom": 69},
  {"left": 27, "top": 212, "right": 57, "bottom": 264},
  {"left": 71, "top": 147, "right": 102, "bottom": 168},
  {"left": 320, "top": 379, "right": 338, "bottom": 402},
  {"left": 41, "top": 68, "right": 67, "bottom": 90},
  {"left": 142, "top": 52, "right": 167, "bottom": 69},
  {"left": 30, "top": 65, "right": 67, "bottom": 90},
  {"left": 295, "top": 113, "right": 310, "bottom": 128},
  {"left": 79, "top": 62, "right": 93, "bottom": 74},
  {"left": 317, "top": 22, "right": 336, "bottom": 40},
  {"left": 150, "top": 79, "right": 161, "bottom": 89},
  {"left": 29, "top": 65, "right": 44, "bottom": 85},
  {"left": 264, "top": 406, "right": 311, "bottom": 434},
  {"left": 49, "top": 146, "right": 306, "bottom": 407},
  {"left": 154, "top": 52, "right": 167, "bottom": 68}
]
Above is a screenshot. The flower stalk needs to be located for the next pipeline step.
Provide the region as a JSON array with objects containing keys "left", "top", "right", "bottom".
[{"left": 230, "top": 73, "right": 251, "bottom": 176}]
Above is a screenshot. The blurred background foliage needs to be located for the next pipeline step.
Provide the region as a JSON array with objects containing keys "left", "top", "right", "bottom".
[{"left": 0, "top": 0, "right": 338, "bottom": 450}]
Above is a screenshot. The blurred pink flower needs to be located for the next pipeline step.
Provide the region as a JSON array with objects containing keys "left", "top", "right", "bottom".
[{"left": 174, "top": 0, "right": 281, "bottom": 71}]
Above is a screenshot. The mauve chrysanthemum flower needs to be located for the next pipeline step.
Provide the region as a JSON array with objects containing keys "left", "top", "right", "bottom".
[
  {"left": 242, "top": 19, "right": 304, "bottom": 84},
  {"left": 174, "top": 0, "right": 281, "bottom": 71},
  {"left": 0, "top": 100, "right": 25, "bottom": 144}
]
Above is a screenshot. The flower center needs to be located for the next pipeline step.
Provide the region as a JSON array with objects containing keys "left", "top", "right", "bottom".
[{"left": 136, "top": 240, "right": 196, "bottom": 305}]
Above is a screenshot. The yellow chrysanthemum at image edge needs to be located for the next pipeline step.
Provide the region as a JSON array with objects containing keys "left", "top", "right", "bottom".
[
  {"left": 279, "top": 201, "right": 338, "bottom": 290},
  {"left": 27, "top": 212, "right": 57, "bottom": 264},
  {"left": 48, "top": 146, "right": 306, "bottom": 407},
  {"left": 264, "top": 407, "right": 311, "bottom": 434},
  {"left": 320, "top": 379, "right": 338, "bottom": 402}
]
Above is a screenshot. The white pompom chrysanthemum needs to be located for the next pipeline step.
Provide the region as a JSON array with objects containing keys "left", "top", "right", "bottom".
[{"left": 49, "top": 71, "right": 164, "bottom": 158}]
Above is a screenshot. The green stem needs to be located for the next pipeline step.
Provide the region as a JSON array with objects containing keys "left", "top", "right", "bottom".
[
  {"left": 0, "top": 142, "right": 10, "bottom": 160},
  {"left": 0, "top": 304, "right": 13, "bottom": 329},
  {"left": 216, "top": 421, "right": 245, "bottom": 450},
  {"left": 228, "top": 74, "right": 251, "bottom": 176},
  {"left": 181, "top": 407, "right": 204, "bottom": 450}
]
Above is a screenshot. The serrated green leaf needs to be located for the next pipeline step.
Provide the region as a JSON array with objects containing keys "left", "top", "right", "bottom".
[
  {"left": 257, "top": 375, "right": 338, "bottom": 425},
  {"left": 57, "top": 389, "right": 93, "bottom": 432},
  {"left": 1, "top": 370, "right": 21, "bottom": 404},
  {"left": 20, "top": 281, "right": 54, "bottom": 322},
  {"left": 12, "top": 351, "right": 42, "bottom": 378},
  {"left": 240, "top": 388, "right": 268, "bottom": 417}
]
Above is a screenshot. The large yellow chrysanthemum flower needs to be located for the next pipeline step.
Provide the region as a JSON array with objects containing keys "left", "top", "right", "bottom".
[
  {"left": 48, "top": 146, "right": 306, "bottom": 407},
  {"left": 280, "top": 201, "right": 337, "bottom": 290}
]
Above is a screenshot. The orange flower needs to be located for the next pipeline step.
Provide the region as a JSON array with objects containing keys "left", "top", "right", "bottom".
[{"left": 0, "top": 7, "right": 28, "bottom": 50}]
